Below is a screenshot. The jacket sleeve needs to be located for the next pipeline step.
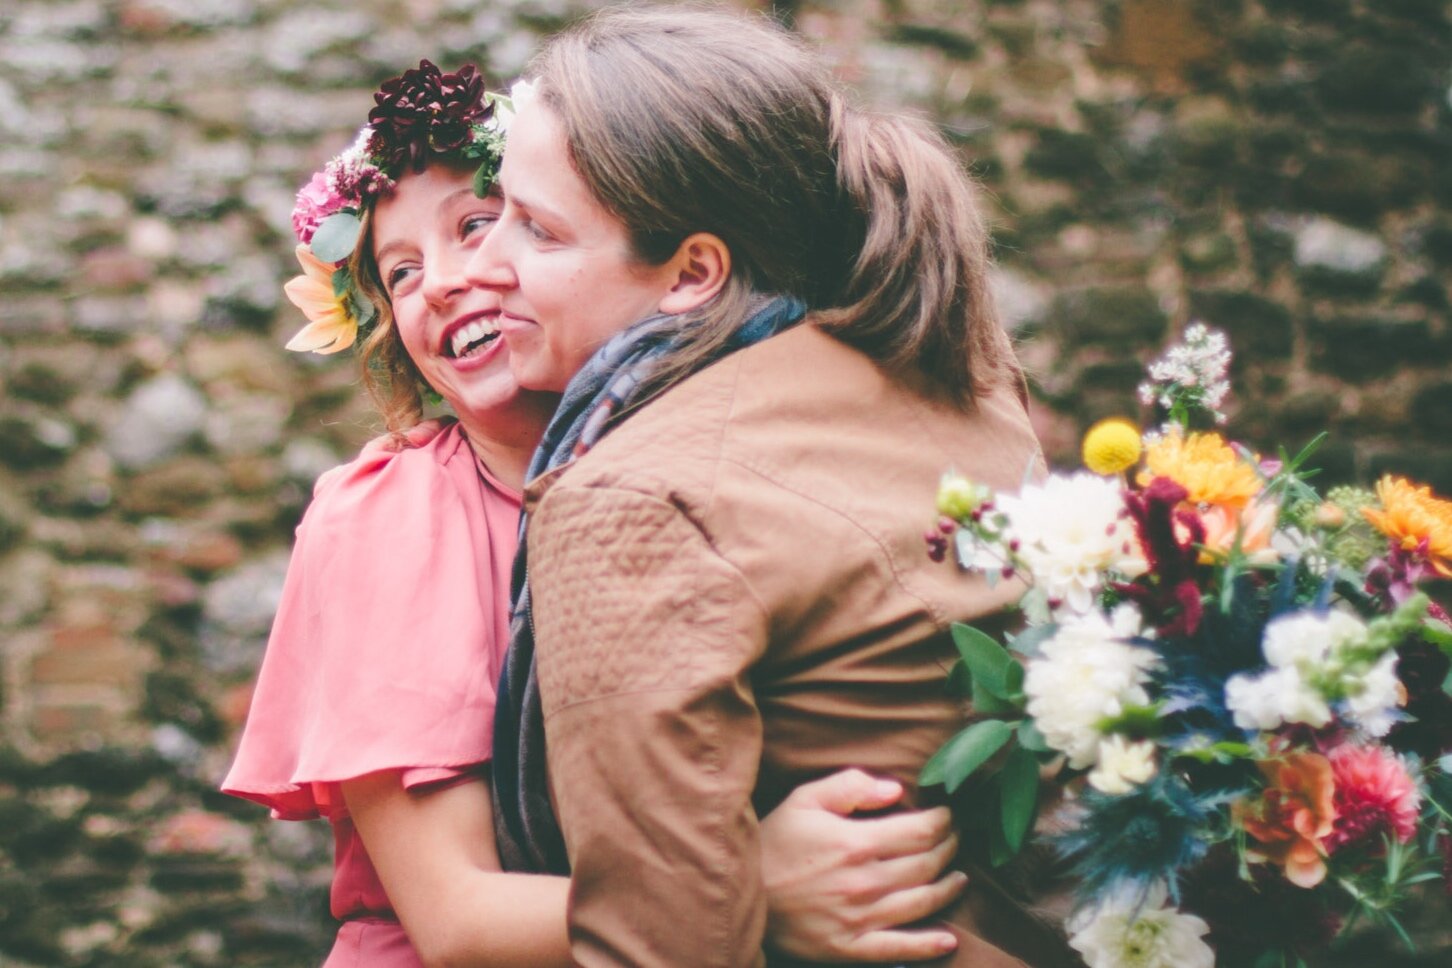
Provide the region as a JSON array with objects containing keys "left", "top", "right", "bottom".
[{"left": 527, "top": 484, "right": 771, "bottom": 968}]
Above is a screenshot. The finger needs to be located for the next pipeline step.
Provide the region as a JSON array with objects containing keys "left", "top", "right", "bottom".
[
  {"left": 848, "top": 829, "right": 959, "bottom": 900},
  {"left": 864, "top": 869, "right": 970, "bottom": 935},
  {"left": 851, "top": 805, "right": 955, "bottom": 861},
  {"left": 785, "top": 768, "right": 904, "bottom": 816},
  {"left": 839, "top": 925, "right": 959, "bottom": 964}
]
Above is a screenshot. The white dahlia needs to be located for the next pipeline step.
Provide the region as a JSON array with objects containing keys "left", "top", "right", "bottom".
[{"left": 996, "top": 472, "right": 1144, "bottom": 614}]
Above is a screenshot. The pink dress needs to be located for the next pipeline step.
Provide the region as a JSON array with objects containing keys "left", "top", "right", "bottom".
[{"left": 222, "top": 423, "right": 520, "bottom": 966}]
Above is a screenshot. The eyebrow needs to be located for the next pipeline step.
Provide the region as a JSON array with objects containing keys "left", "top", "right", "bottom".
[
  {"left": 374, "top": 187, "right": 492, "bottom": 265},
  {"left": 498, "top": 173, "right": 565, "bottom": 228}
]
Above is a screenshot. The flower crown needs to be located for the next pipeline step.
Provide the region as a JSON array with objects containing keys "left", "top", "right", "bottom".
[{"left": 283, "top": 61, "right": 531, "bottom": 355}]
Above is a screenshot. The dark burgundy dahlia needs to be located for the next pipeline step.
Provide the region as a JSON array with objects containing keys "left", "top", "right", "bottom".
[{"left": 367, "top": 60, "right": 492, "bottom": 173}]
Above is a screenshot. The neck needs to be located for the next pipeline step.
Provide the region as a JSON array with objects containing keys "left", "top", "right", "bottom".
[{"left": 455, "top": 392, "right": 560, "bottom": 491}]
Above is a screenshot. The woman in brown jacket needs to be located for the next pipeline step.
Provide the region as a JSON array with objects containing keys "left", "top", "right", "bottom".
[{"left": 467, "top": 7, "right": 1071, "bottom": 967}]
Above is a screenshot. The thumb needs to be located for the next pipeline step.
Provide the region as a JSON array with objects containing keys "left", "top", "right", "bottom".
[{"left": 787, "top": 768, "right": 905, "bottom": 816}]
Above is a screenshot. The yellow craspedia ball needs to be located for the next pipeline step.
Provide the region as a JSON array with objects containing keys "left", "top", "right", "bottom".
[{"left": 1082, "top": 418, "right": 1143, "bottom": 476}]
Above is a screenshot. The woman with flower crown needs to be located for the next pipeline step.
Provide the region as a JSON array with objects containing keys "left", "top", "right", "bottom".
[{"left": 223, "top": 60, "right": 972, "bottom": 968}]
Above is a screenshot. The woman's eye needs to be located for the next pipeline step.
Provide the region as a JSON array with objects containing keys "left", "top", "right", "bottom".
[
  {"left": 386, "top": 264, "right": 418, "bottom": 294},
  {"left": 524, "top": 219, "right": 552, "bottom": 243},
  {"left": 461, "top": 213, "right": 499, "bottom": 239}
]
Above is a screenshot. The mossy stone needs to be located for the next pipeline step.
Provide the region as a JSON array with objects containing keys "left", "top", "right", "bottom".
[
  {"left": 1187, "top": 290, "right": 1294, "bottom": 360},
  {"left": 1293, "top": 150, "right": 1428, "bottom": 222},
  {"left": 1315, "top": 45, "right": 1434, "bottom": 116},
  {"left": 1412, "top": 381, "right": 1452, "bottom": 436},
  {"left": 1023, "top": 129, "right": 1109, "bottom": 187},
  {"left": 1045, "top": 287, "right": 1168, "bottom": 347},
  {"left": 886, "top": 23, "right": 980, "bottom": 60},
  {"left": 1309, "top": 315, "right": 1436, "bottom": 381},
  {"left": 8, "top": 363, "right": 78, "bottom": 406},
  {"left": 1180, "top": 233, "right": 1239, "bottom": 274},
  {"left": 1261, "top": 0, "right": 1353, "bottom": 22}
]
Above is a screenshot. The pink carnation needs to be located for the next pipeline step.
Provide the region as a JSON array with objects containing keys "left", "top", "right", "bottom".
[
  {"left": 1322, "top": 744, "right": 1421, "bottom": 854},
  {"left": 290, "top": 170, "right": 345, "bottom": 244}
]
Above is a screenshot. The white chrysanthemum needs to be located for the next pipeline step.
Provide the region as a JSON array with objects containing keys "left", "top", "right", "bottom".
[
  {"left": 1068, "top": 883, "right": 1215, "bottom": 968},
  {"left": 1087, "top": 735, "right": 1158, "bottom": 795},
  {"left": 1261, "top": 609, "right": 1366, "bottom": 670},
  {"left": 1225, "top": 665, "right": 1332, "bottom": 731},
  {"left": 996, "top": 472, "right": 1143, "bottom": 614},
  {"left": 1024, "top": 608, "right": 1157, "bottom": 768},
  {"left": 1344, "top": 651, "right": 1401, "bottom": 737}
]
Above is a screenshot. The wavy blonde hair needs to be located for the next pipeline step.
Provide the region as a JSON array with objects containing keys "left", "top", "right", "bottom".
[{"left": 347, "top": 207, "right": 427, "bottom": 435}]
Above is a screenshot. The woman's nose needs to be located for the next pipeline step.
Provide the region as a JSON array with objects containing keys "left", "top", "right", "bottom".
[
  {"left": 422, "top": 252, "right": 470, "bottom": 309},
  {"left": 464, "top": 215, "right": 514, "bottom": 291}
]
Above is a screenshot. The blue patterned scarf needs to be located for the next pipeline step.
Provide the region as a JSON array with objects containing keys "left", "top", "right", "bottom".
[{"left": 491, "top": 294, "right": 807, "bottom": 873}]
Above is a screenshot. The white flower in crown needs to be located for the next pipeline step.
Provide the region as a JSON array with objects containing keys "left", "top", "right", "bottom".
[
  {"left": 1024, "top": 606, "right": 1157, "bottom": 769},
  {"left": 489, "top": 78, "right": 538, "bottom": 135},
  {"left": 995, "top": 472, "right": 1145, "bottom": 615},
  {"left": 1068, "top": 882, "right": 1215, "bottom": 968}
]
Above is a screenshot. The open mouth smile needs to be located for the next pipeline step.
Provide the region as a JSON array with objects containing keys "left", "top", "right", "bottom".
[{"left": 446, "top": 317, "right": 502, "bottom": 360}]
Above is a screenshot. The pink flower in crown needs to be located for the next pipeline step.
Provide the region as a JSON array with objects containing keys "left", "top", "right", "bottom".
[
  {"left": 1321, "top": 744, "right": 1420, "bottom": 855},
  {"left": 290, "top": 170, "right": 346, "bottom": 245}
]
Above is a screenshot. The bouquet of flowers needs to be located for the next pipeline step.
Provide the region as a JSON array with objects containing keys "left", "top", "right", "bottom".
[{"left": 925, "top": 324, "right": 1452, "bottom": 967}]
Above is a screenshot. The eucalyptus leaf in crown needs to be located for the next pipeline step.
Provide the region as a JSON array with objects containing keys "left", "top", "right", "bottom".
[{"left": 924, "top": 324, "right": 1452, "bottom": 968}]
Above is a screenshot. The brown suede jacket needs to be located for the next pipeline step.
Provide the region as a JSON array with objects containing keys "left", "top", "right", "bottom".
[{"left": 523, "top": 323, "right": 1070, "bottom": 967}]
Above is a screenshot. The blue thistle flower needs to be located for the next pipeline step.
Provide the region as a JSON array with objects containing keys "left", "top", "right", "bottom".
[{"left": 1056, "top": 772, "right": 1235, "bottom": 909}]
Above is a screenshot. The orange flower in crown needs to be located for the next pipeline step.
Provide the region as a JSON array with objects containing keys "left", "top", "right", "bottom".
[
  {"left": 283, "top": 245, "right": 359, "bottom": 355},
  {"left": 1362, "top": 475, "right": 1452, "bottom": 577}
]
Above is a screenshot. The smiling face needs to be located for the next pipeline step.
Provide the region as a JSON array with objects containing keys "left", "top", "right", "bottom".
[
  {"left": 370, "top": 163, "right": 538, "bottom": 434},
  {"left": 463, "top": 102, "right": 684, "bottom": 393}
]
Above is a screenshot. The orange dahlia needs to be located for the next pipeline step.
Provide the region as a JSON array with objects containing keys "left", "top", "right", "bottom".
[
  {"left": 1236, "top": 751, "right": 1338, "bottom": 888},
  {"left": 1141, "top": 431, "right": 1263, "bottom": 509},
  {"left": 1362, "top": 475, "right": 1452, "bottom": 576}
]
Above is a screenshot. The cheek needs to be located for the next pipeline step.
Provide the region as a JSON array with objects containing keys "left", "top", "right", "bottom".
[{"left": 392, "top": 301, "right": 430, "bottom": 358}]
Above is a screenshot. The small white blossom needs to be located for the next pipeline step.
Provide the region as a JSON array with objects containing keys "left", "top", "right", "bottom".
[
  {"left": 1087, "top": 735, "right": 1158, "bottom": 795},
  {"left": 994, "top": 472, "right": 1144, "bottom": 615},
  {"left": 1068, "top": 883, "right": 1215, "bottom": 968},
  {"left": 1139, "top": 323, "right": 1233, "bottom": 425},
  {"left": 1025, "top": 608, "right": 1157, "bottom": 769}
]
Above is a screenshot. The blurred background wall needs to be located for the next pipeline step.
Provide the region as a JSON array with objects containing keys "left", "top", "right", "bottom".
[{"left": 0, "top": 0, "right": 1448, "bottom": 964}]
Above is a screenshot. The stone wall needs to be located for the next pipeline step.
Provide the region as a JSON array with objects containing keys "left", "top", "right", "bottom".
[{"left": 0, "top": 0, "right": 1447, "bottom": 964}]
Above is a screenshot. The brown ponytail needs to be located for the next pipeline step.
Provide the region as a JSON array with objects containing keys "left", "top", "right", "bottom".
[
  {"left": 531, "top": 5, "right": 1014, "bottom": 406},
  {"left": 819, "top": 97, "right": 1014, "bottom": 400}
]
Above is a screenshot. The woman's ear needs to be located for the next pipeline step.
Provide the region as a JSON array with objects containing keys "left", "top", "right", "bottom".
[{"left": 658, "top": 232, "right": 730, "bottom": 314}]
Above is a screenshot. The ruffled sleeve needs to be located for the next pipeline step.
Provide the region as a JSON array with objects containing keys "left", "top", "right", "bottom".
[{"left": 222, "top": 424, "right": 521, "bottom": 820}]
